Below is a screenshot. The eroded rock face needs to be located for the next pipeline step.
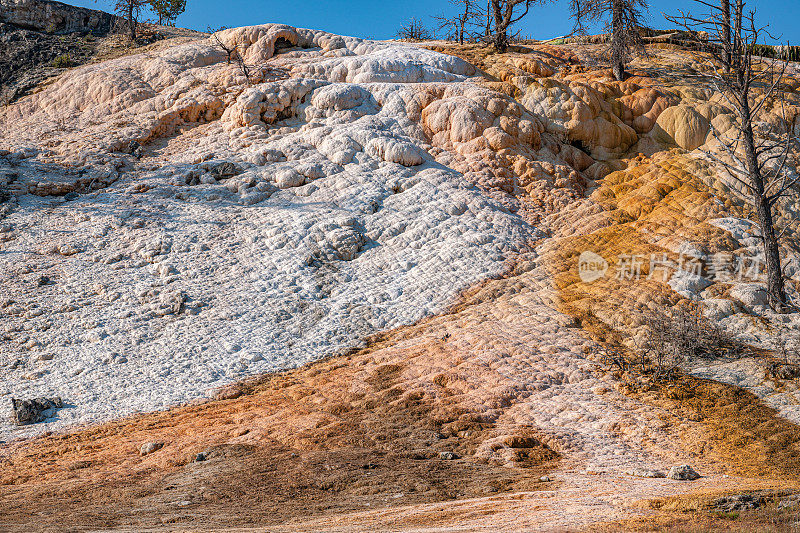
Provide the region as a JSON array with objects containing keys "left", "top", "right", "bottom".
[
  {"left": 653, "top": 104, "right": 710, "bottom": 150},
  {"left": 0, "top": 0, "right": 115, "bottom": 34},
  {"left": 2, "top": 25, "right": 800, "bottom": 492}
]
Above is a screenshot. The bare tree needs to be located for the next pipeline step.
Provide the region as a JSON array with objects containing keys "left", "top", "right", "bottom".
[
  {"left": 668, "top": 0, "right": 800, "bottom": 312},
  {"left": 434, "top": 0, "right": 485, "bottom": 44},
  {"left": 396, "top": 18, "right": 433, "bottom": 41},
  {"left": 488, "top": 0, "right": 552, "bottom": 52},
  {"left": 210, "top": 29, "right": 252, "bottom": 82},
  {"left": 721, "top": 0, "right": 731, "bottom": 69},
  {"left": 208, "top": 27, "right": 290, "bottom": 85},
  {"left": 570, "top": 0, "right": 648, "bottom": 80},
  {"left": 209, "top": 27, "right": 235, "bottom": 63},
  {"left": 485, "top": 0, "right": 492, "bottom": 37}
]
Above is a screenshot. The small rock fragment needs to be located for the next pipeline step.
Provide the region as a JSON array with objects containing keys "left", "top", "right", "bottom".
[
  {"left": 439, "top": 451, "right": 460, "bottom": 460},
  {"left": 125, "top": 140, "right": 143, "bottom": 158},
  {"left": 140, "top": 441, "right": 164, "bottom": 455},
  {"left": 667, "top": 464, "right": 700, "bottom": 480},
  {"left": 208, "top": 161, "right": 240, "bottom": 179}
]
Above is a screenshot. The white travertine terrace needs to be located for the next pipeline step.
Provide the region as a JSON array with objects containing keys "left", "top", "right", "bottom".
[
  {"left": 0, "top": 24, "right": 550, "bottom": 440},
  {"left": 2, "top": 24, "right": 800, "bottom": 480}
]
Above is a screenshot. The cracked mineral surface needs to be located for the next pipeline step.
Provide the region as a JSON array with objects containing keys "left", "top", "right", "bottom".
[{"left": 3, "top": 19, "right": 800, "bottom": 532}]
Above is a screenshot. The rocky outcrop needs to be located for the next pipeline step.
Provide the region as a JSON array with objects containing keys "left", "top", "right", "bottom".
[
  {"left": 0, "top": 0, "right": 115, "bottom": 104},
  {"left": 0, "top": 0, "right": 115, "bottom": 34},
  {"left": 0, "top": 25, "right": 549, "bottom": 440},
  {"left": 2, "top": 23, "right": 800, "bottom": 443},
  {"left": 652, "top": 103, "right": 710, "bottom": 150}
]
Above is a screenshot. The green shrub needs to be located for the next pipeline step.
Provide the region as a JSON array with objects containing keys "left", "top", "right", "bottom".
[{"left": 51, "top": 54, "right": 73, "bottom": 69}]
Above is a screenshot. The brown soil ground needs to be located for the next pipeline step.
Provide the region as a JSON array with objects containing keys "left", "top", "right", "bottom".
[{"left": 0, "top": 325, "right": 559, "bottom": 531}]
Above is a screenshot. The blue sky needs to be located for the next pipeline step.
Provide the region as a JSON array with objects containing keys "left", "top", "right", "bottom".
[{"left": 70, "top": 0, "right": 799, "bottom": 44}]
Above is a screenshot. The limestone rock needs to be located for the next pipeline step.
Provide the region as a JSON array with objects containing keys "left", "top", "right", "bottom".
[
  {"left": 0, "top": 0, "right": 115, "bottom": 34},
  {"left": 522, "top": 78, "right": 639, "bottom": 159},
  {"left": 653, "top": 104, "right": 710, "bottom": 150},
  {"left": 730, "top": 284, "right": 769, "bottom": 310},
  {"left": 0, "top": 24, "right": 546, "bottom": 439}
]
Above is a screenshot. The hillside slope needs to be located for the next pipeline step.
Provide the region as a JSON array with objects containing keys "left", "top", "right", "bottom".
[
  {"left": 1, "top": 23, "right": 800, "bottom": 531},
  {"left": 0, "top": 0, "right": 203, "bottom": 104}
]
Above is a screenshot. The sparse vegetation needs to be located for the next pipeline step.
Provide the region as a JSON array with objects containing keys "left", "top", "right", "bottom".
[
  {"left": 111, "top": 0, "right": 148, "bottom": 40},
  {"left": 106, "top": 0, "right": 186, "bottom": 40},
  {"left": 209, "top": 28, "right": 253, "bottom": 81},
  {"left": 50, "top": 53, "right": 73, "bottom": 68},
  {"left": 433, "top": 0, "right": 485, "bottom": 44},
  {"left": 396, "top": 18, "right": 433, "bottom": 41},
  {"left": 487, "top": 0, "right": 554, "bottom": 52},
  {"left": 149, "top": 0, "right": 186, "bottom": 26},
  {"left": 751, "top": 44, "right": 800, "bottom": 62},
  {"left": 570, "top": 0, "right": 648, "bottom": 80},
  {"left": 588, "top": 303, "right": 748, "bottom": 383},
  {"left": 637, "top": 304, "right": 744, "bottom": 377},
  {"left": 769, "top": 322, "right": 800, "bottom": 367},
  {"left": 605, "top": 491, "right": 800, "bottom": 532},
  {"left": 208, "top": 27, "right": 290, "bottom": 84}
]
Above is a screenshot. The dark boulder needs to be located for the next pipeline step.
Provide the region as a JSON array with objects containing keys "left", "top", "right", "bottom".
[{"left": 10, "top": 397, "right": 63, "bottom": 425}]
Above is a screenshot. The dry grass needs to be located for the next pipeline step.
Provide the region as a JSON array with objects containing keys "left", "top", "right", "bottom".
[
  {"left": 593, "top": 488, "right": 800, "bottom": 532},
  {"left": 639, "top": 376, "right": 800, "bottom": 480}
]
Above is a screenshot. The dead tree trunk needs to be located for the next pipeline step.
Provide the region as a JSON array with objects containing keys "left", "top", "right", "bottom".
[
  {"left": 668, "top": 0, "right": 797, "bottom": 312},
  {"left": 610, "top": 0, "right": 625, "bottom": 80},
  {"left": 433, "top": 0, "right": 484, "bottom": 45},
  {"left": 126, "top": 2, "right": 136, "bottom": 40},
  {"left": 741, "top": 97, "right": 789, "bottom": 310},
  {"left": 488, "top": 0, "right": 546, "bottom": 52},
  {"left": 570, "top": 0, "right": 646, "bottom": 81},
  {"left": 114, "top": 0, "right": 142, "bottom": 41},
  {"left": 491, "top": 0, "right": 509, "bottom": 51},
  {"left": 721, "top": 0, "right": 731, "bottom": 70},
  {"left": 486, "top": 0, "right": 492, "bottom": 37}
]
